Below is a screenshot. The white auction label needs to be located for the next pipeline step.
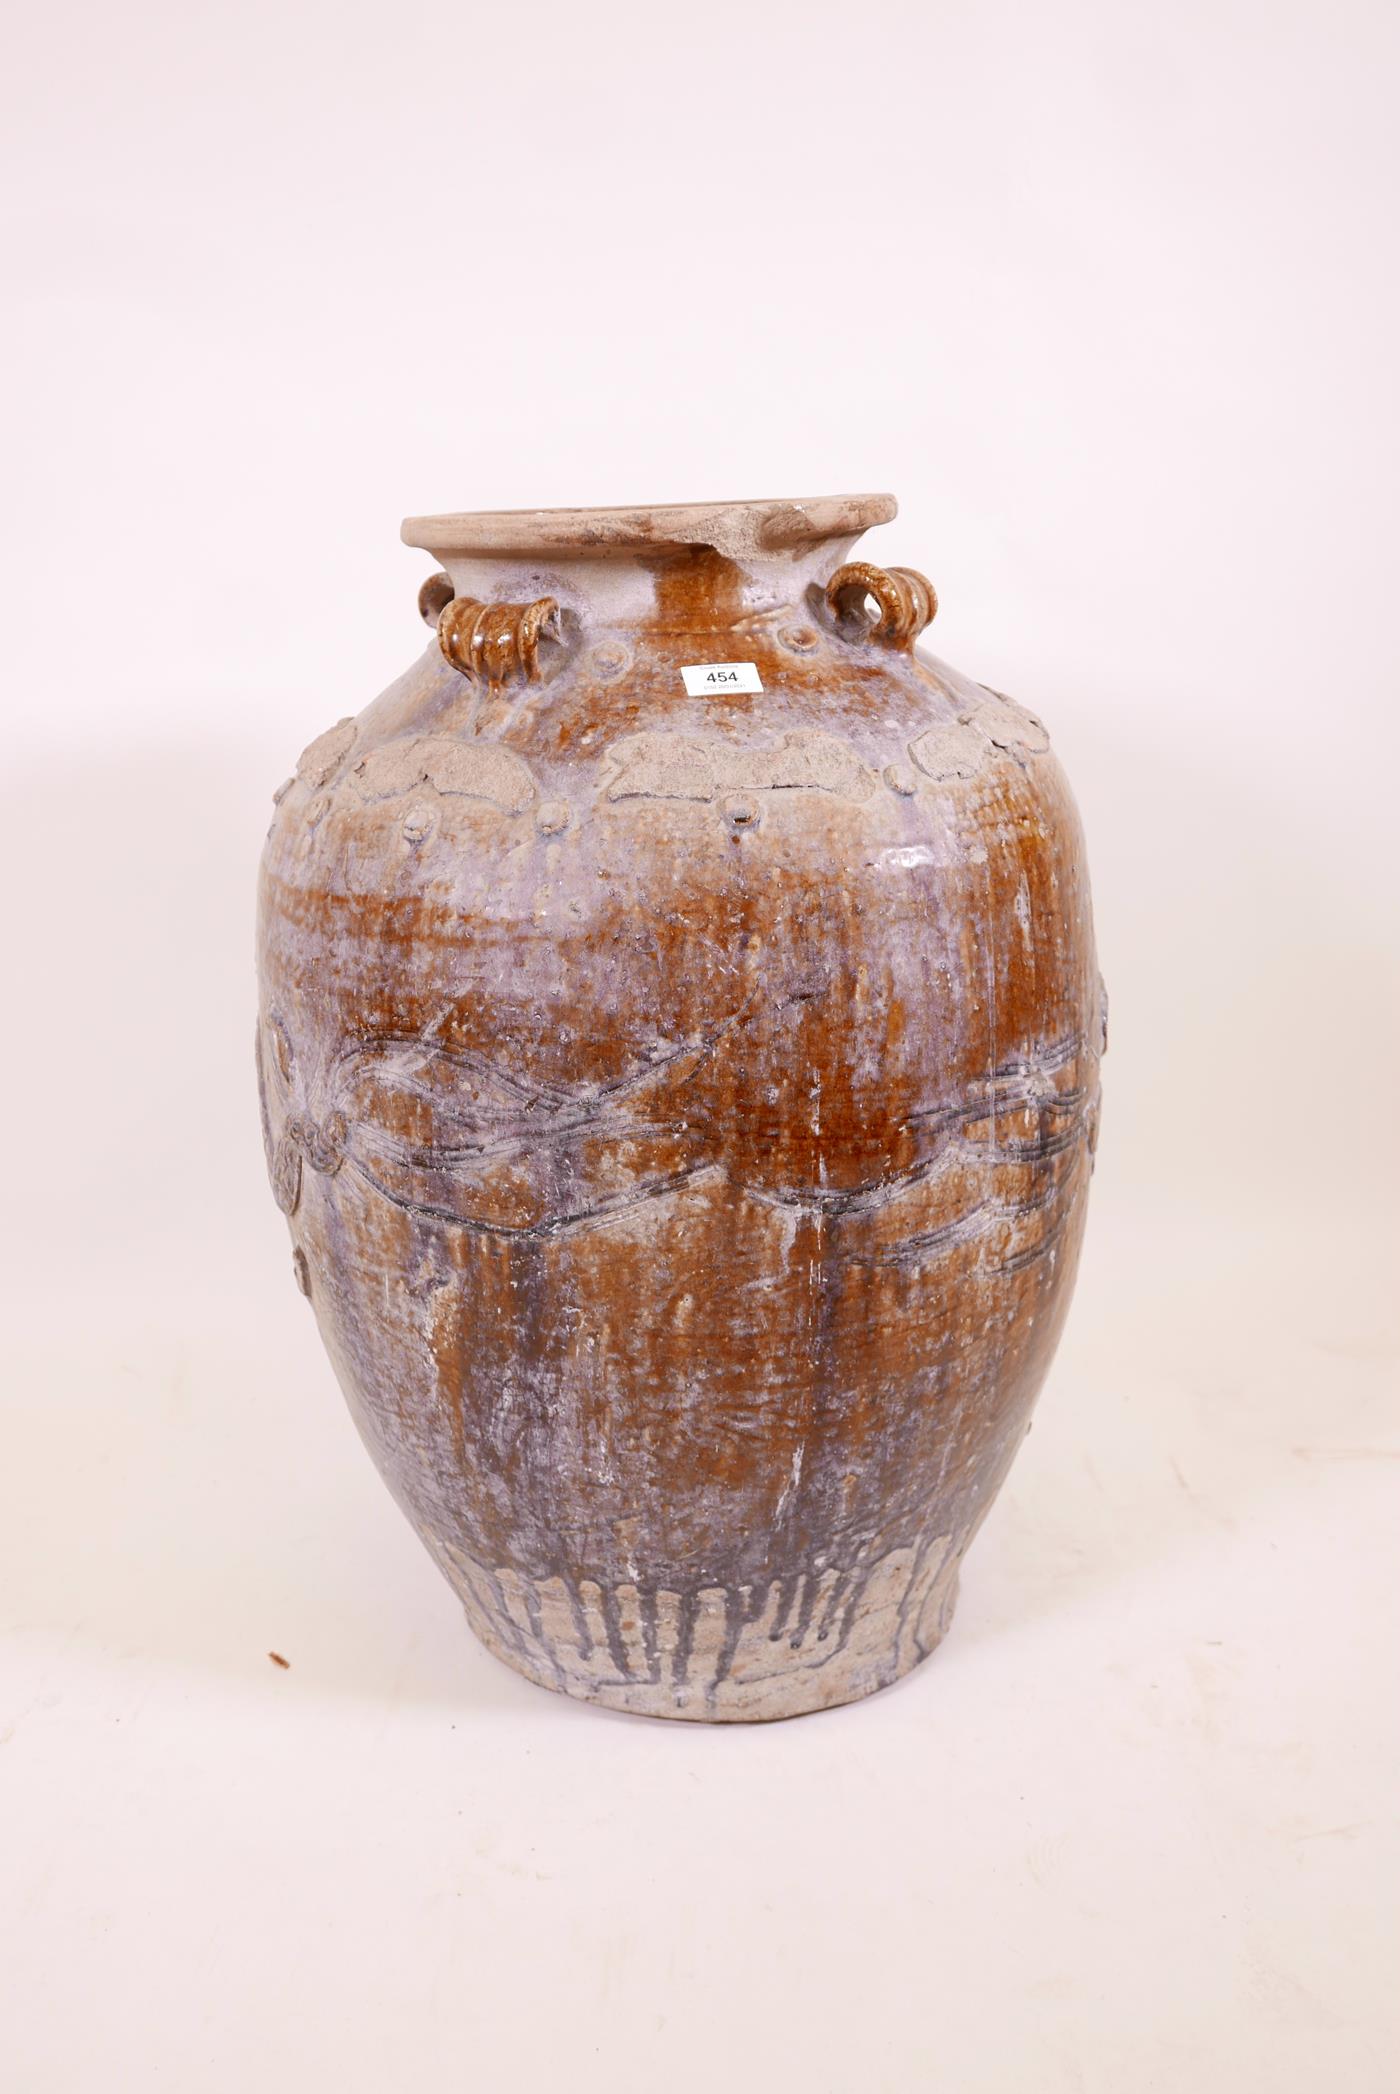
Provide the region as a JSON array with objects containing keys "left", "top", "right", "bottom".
[{"left": 680, "top": 662, "right": 764, "bottom": 696}]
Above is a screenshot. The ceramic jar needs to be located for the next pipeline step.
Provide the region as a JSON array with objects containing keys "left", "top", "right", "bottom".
[{"left": 256, "top": 494, "right": 1102, "bottom": 1720}]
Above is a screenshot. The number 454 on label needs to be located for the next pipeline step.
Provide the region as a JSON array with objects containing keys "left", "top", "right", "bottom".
[{"left": 680, "top": 662, "right": 764, "bottom": 696}]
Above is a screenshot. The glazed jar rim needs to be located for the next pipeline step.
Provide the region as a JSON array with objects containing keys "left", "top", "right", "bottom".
[{"left": 401, "top": 493, "right": 896, "bottom": 563}]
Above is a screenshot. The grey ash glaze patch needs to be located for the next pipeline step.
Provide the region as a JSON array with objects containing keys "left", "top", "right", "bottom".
[
  {"left": 603, "top": 728, "right": 877, "bottom": 805},
  {"left": 908, "top": 686, "right": 1051, "bottom": 782},
  {"left": 350, "top": 735, "right": 537, "bottom": 815},
  {"left": 296, "top": 717, "right": 358, "bottom": 787}
]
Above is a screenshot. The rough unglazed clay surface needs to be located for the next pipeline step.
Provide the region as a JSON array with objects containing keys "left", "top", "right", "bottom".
[{"left": 256, "top": 495, "right": 1101, "bottom": 1720}]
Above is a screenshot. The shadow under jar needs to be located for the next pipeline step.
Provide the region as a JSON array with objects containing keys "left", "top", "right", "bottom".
[{"left": 256, "top": 493, "right": 1104, "bottom": 1720}]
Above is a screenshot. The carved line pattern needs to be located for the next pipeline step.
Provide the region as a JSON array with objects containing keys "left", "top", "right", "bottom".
[{"left": 262, "top": 996, "right": 1097, "bottom": 1255}]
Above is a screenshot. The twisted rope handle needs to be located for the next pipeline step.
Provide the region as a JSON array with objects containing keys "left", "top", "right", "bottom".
[
  {"left": 417, "top": 571, "right": 567, "bottom": 688},
  {"left": 825, "top": 562, "right": 937, "bottom": 650}
]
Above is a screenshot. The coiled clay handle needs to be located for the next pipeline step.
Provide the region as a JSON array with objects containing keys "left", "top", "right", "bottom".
[
  {"left": 417, "top": 570, "right": 566, "bottom": 688},
  {"left": 825, "top": 562, "right": 937, "bottom": 650}
]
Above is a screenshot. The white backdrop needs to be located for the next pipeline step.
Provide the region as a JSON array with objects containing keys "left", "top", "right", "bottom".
[{"left": 3, "top": 2, "right": 1396, "bottom": 2087}]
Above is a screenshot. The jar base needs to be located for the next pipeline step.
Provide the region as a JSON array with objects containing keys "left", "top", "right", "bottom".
[{"left": 445, "top": 1542, "right": 962, "bottom": 1723}]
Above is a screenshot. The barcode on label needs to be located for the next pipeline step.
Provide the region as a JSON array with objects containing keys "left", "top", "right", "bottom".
[{"left": 681, "top": 662, "right": 764, "bottom": 696}]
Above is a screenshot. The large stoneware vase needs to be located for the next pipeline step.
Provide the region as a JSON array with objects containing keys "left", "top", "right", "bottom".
[{"left": 256, "top": 494, "right": 1102, "bottom": 1720}]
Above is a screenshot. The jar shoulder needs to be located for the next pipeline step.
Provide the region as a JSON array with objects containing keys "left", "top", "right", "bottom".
[{"left": 260, "top": 629, "right": 1085, "bottom": 905}]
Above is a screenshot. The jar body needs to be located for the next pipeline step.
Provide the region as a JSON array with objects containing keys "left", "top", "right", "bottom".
[{"left": 256, "top": 505, "right": 1101, "bottom": 1719}]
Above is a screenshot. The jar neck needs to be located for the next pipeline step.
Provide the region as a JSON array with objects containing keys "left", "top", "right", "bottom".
[{"left": 434, "top": 535, "right": 868, "bottom": 636}]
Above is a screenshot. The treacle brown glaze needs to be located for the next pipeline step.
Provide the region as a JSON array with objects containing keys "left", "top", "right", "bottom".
[{"left": 256, "top": 496, "right": 1102, "bottom": 1719}]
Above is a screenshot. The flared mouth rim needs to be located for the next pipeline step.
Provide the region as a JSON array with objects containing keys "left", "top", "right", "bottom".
[{"left": 401, "top": 493, "right": 897, "bottom": 561}]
